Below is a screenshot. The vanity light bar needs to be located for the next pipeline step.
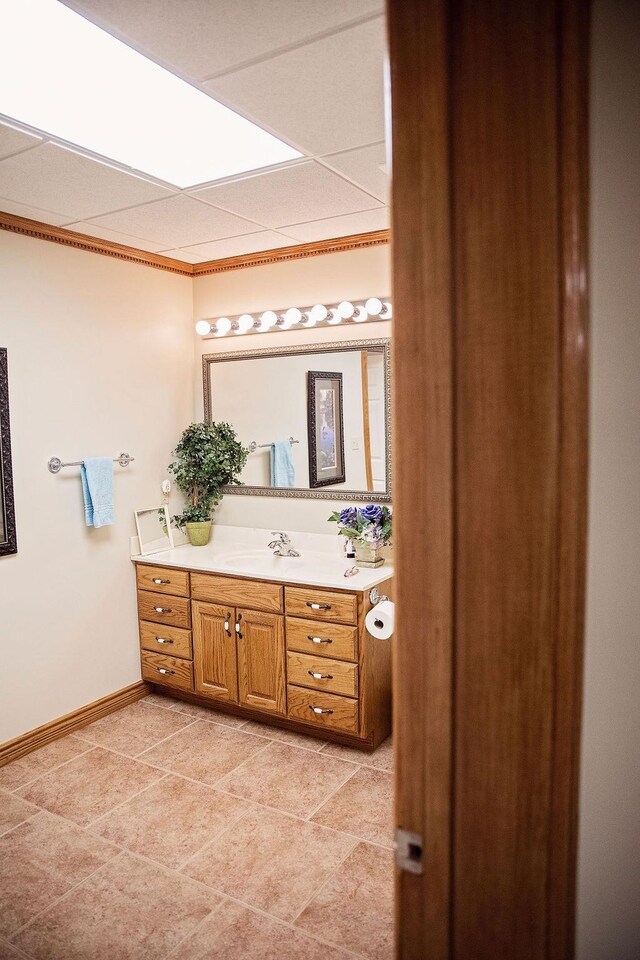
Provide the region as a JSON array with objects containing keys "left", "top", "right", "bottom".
[{"left": 194, "top": 297, "right": 392, "bottom": 338}]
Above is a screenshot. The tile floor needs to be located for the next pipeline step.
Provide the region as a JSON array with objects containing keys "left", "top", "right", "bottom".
[{"left": 0, "top": 693, "right": 394, "bottom": 960}]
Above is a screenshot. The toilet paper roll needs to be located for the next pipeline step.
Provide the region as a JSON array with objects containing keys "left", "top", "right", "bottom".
[{"left": 365, "top": 600, "right": 395, "bottom": 640}]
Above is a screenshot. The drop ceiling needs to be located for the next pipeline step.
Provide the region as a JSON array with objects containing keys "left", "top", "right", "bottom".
[{"left": 0, "top": 0, "right": 389, "bottom": 264}]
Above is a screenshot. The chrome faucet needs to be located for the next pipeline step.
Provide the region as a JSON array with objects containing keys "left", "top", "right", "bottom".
[{"left": 268, "top": 531, "right": 300, "bottom": 557}]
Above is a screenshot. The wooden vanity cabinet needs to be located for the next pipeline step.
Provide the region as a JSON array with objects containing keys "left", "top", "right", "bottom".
[
  {"left": 191, "top": 600, "right": 285, "bottom": 715},
  {"left": 135, "top": 562, "right": 392, "bottom": 749}
]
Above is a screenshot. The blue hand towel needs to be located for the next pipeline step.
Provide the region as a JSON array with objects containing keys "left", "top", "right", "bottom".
[
  {"left": 270, "top": 440, "right": 295, "bottom": 488},
  {"left": 80, "top": 457, "right": 114, "bottom": 527}
]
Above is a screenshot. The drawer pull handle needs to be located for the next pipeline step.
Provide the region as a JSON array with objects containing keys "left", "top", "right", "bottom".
[
  {"left": 157, "top": 667, "right": 175, "bottom": 676},
  {"left": 224, "top": 612, "right": 232, "bottom": 638},
  {"left": 235, "top": 613, "right": 243, "bottom": 640},
  {"left": 155, "top": 637, "right": 174, "bottom": 645},
  {"left": 152, "top": 578, "right": 170, "bottom": 584},
  {"left": 307, "top": 602, "right": 332, "bottom": 610},
  {"left": 309, "top": 705, "right": 334, "bottom": 715},
  {"left": 308, "top": 670, "right": 333, "bottom": 680},
  {"left": 154, "top": 606, "right": 172, "bottom": 614},
  {"left": 307, "top": 634, "right": 333, "bottom": 644}
]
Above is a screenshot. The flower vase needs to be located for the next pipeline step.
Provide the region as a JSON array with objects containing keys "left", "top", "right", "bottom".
[{"left": 355, "top": 541, "right": 384, "bottom": 568}]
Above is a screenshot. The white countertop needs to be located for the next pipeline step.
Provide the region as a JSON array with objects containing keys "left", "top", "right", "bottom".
[{"left": 132, "top": 528, "right": 393, "bottom": 592}]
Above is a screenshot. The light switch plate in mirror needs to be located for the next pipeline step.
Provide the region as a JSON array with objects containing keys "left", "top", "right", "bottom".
[{"left": 202, "top": 338, "right": 391, "bottom": 502}]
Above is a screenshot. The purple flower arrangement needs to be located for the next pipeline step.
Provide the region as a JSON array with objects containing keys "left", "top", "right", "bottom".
[{"left": 328, "top": 504, "right": 392, "bottom": 546}]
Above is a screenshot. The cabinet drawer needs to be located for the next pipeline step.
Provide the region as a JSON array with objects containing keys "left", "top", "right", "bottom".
[
  {"left": 287, "top": 685, "right": 359, "bottom": 735},
  {"left": 136, "top": 564, "right": 189, "bottom": 597},
  {"left": 287, "top": 651, "right": 358, "bottom": 698},
  {"left": 139, "top": 620, "right": 192, "bottom": 659},
  {"left": 191, "top": 573, "right": 282, "bottom": 613},
  {"left": 286, "top": 617, "right": 357, "bottom": 661},
  {"left": 141, "top": 650, "right": 194, "bottom": 691},
  {"left": 137, "top": 590, "right": 191, "bottom": 629},
  {"left": 285, "top": 586, "right": 357, "bottom": 625}
]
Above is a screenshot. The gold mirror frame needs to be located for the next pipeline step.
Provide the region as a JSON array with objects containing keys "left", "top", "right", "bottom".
[{"left": 202, "top": 338, "right": 391, "bottom": 502}]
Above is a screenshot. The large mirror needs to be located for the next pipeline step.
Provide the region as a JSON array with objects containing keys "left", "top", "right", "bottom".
[
  {"left": 203, "top": 338, "right": 391, "bottom": 501},
  {"left": 0, "top": 348, "right": 17, "bottom": 557}
]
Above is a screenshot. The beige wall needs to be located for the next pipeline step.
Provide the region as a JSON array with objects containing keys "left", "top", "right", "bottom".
[
  {"left": 577, "top": 0, "right": 640, "bottom": 956},
  {"left": 192, "top": 245, "right": 391, "bottom": 533},
  {"left": 0, "top": 232, "right": 193, "bottom": 742}
]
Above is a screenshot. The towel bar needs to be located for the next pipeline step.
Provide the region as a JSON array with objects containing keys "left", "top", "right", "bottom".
[{"left": 48, "top": 452, "right": 134, "bottom": 473}]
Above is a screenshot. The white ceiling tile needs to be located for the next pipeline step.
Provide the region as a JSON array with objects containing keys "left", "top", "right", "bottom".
[
  {"left": 320, "top": 142, "right": 388, "bottom": 201},
  {"left": 172, "top": 230, "right": 298, "bottom": 263},
  {"left": 0, "top": 143, "right": 174, "bottom": 221},
  {"left": 61, "top": 0, "right": 383, "bottom": 80},
  {"left": 155, "top": 248, "right": 206, "bottom": 265},
  {"left": 0, "top": 196, "right": 69, "bottom": 226},
  {"left": 281, "top": 207, "right": 389, "bottom": 243},
  {"left": 0, "top": 122, "right": 42, "bottom": 159},
  {"left": 64, "top": 221, "right": 168, "bottom": 253},
  {"left": 194, "top": 161, "right": 381, "bottom": 229},
  {"left": 204, "top": 18, "right": 385, "bottom": 155},
  {"left": 86, "top": 195, "right": 260, "bottom": 249}
]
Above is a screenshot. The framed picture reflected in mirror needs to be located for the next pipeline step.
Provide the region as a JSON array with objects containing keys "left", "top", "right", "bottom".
[
  {"left": 0, "top": 348, "right": 17, "bottom": 557},
  {"left": 307, "top": 370, "right": 345, "bottom": 488}
]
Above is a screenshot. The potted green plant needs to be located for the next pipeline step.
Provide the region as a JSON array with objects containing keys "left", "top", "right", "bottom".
[
  {"left": 328, "top": 504, "right": 392, "bottom": 567},
  {"left": 169, "top": 421, "right": 248, "bottom": 546}
]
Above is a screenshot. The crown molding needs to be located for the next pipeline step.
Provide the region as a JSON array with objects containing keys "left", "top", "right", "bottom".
[
  {"left": 0, "top": 211, "right": 389, "bottom": 276},
  {"left": 0, "top": 211, "right": 193, "bottom": 275},
  {"left": 190, "top": 229, "right": 390, "bottom": 275}
]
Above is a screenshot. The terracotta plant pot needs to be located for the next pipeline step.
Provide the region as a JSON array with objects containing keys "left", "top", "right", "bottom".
[
  {"left": 355, "top": 541, "right": 384, "bottom": 568},
  {"left": 185, "top": 520, "right": 212, "bottom": 546}
]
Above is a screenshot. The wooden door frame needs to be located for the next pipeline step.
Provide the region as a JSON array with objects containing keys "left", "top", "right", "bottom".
[{"left": 388, "top": 0, "right": 589, "bottom": 957}]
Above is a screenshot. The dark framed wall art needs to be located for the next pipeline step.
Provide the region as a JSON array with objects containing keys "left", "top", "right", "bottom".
[
  {"left": 307, "top": 370, "right": 345, "bottom": 488},
  {"left": 0, "top": 348, "right": 17, "bottom": 557}
]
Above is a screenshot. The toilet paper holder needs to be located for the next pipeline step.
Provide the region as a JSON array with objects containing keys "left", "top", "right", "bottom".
[{"left": 369, "top": 587, "right": 389, "bottom": 606}]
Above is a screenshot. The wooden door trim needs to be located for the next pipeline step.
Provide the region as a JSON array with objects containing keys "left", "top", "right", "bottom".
[
  {"left": 388, "top": 0, "right": 454, "bottom": 956},
  {"left": 547, "top": 1, "right": 590, "bottom": 955}
]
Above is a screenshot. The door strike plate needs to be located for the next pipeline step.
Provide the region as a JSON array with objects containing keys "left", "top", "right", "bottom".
[{"left": 395, "top": 828, "right": 424, "bottom": 875}]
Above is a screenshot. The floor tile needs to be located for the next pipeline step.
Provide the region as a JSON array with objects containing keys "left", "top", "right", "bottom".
[
  {"left": 296, "top": 842, "right": 394, "bottom": 960},
  {"left": 0, "top": 939, "right": 31, "bottom": 959},
  {"left": 0, "top": 791, "right": 39, "bottom": 836},
  {"left": 311, "top": 766, "right": 394, "bottom": 847},
  {"left": 13, "top": 853, "right": 221, "bottom": 960},
  {"left": 90, "top": 775, "right": 249, "bottom": 869},
  {"left": 320, "top": 736, "right": 394, "bottom": 772},
  {"left": 0, "top": 811, "right": 117, "bottom": 938},
  {"left": 168, "top": 898, "right": 353, "bottom": 960},
  {"left": 240, "top": 720, "right": 327, "bottom": 752},
  {"left": 167, "top": 700, "right": 248, "bottom": 727},
  {"left": 0, "top": 737, "right": 91, "bottom": 791},
  {"left": 139, "top": 720, "right": 267, "bottom": 785},
  {"left": 182, "top": 807, "right": 355, "bottom": 922},
  {"left": 73, "top": 700, "right": 194, "bottom": 756},
  {"left": 18, "top": 747, "right": 164, "bottom": 826},
  {"left": 141, "top": 692, "right": 177, "bottom": 709},
  {"left": 215, "top": 742, "right": 356, "bottom": 817}
]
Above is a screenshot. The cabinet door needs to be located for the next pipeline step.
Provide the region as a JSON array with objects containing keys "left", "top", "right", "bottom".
[
  {"left": 192, "top": 601, "right": 238, "bottom": 703},
  {"left": 236, "top": 609, "right": 285, "bottom": 715}
]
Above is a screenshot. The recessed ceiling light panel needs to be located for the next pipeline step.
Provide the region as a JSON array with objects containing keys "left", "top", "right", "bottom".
[{"left": 0, "top": 0, "right": 302, "bottom": 187}]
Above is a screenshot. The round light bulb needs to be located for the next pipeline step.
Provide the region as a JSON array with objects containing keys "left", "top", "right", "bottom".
[
  {"left": 215, "top": 317, "right": 231, "bottom": 336},
  {"left": 310, "top": 303, "right": 328, "bottom": 323},
  {"left": 282, "top": 307, "right": 302, "bottom": 328},
  {"left": 236, "top": 313, "right": 254, "bottom": 334},
  {"left": 327, "top": 308, "right": 341, "bottom": 325},
  {"left": 259, "top": 310, "right": 278, "bottom": 331},
  {"left": 195, "top": 319, "right": 211, "bottom": 336},
  {"left": 301, "top": 311, "right": 316, "bottom": 327},
  {"left": 353, "top": 305, "right": 368, "bottom": 322},
  {"left": 365, "top": 297, "right": 383, "bottom": 316},
  {"left": 337, "top": 300, "right": 355, "bottom": 319},
  {"left": 379, "top": 301, "right": 393, "bottom": 319}
]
